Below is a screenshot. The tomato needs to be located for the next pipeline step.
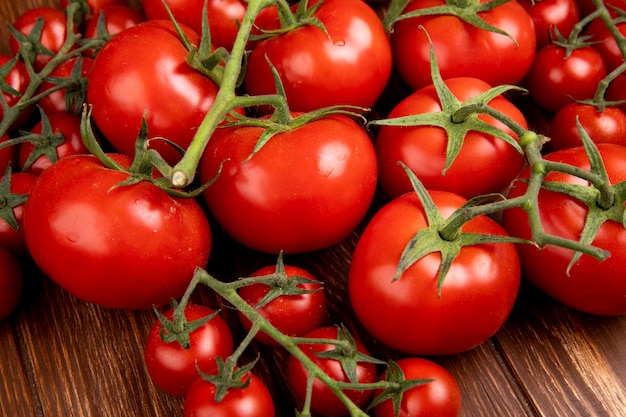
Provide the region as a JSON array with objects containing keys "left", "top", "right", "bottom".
[
  {"left": 390, "top": 0, "right": 536, "bottom": 91},
  {"left": 548, "top": 103, "right": 626, "bottom": 151},
  {"left": 237, "top": 263, "right": 327, "bottom": 346},
  {"left": 200, "top": 114, "right": 377, "bottom": 254},
  {"left": 35, "top": 57, "right": 93, "bottom": 116},
  {"left": 287, "top": 326, "right": 378, "bottom": 417},
  {"left": 244, "top": 0, "right": 392, "bottom": 113},
  {"left": 606, "top": 73, "right": 626, "bottom": 114},
  {"left": 0, "top": 171, "right": 37, "bottom": 256},
  {"left": 519, "top": 0, "right": 580, "bottom": 48},
  {"left": 584, "top": 17, "right": 626, "bottom": 72},
  {"left": 577, "top": 0, "right": 626, "bottom": 17},
  {"left": 59, "top": 0, "right": 128, "bottom": 16},
  {"left": 9, "top": 7, "right": 77, "bottom": 71},
  {"left": 18, "top": 112, "right": 91, "bottom": 175},
  {"left": 142, "top": 0, "right": 247, "bottom": 50},
  {"left": 87, "top": 20, "right": 220, "bottom": 164},
  {"left": 375, "top": 77, "right": 527, "bottom": 200},
  {"left": 23, "top": 153, "right": 212, "bottom": 309},
  {"left": 0, "top": 54, "right": 33, "bottom": 130},
  {"left": 0, "top": 134, "right": 15, "bottom": 174},
  {"left": 373, "top": 358, "right": 462, "bottom": 417},
  {"left": 502, "top": 143, "right": 626, "bottom": 316},
  {"left": 0, "top": 246, "right": 23, "bottom": 321},
  {"left": 183, "top": 371, "right": 275, "bottom": 417},
  {"left": 524, "top": 44, "right": 607, "bottom": 113},
  {"left": 83, "top": 5, "right": 146, "bottom": 48},
  {"left": 144, "top": 303, "right": 234, "bottom": 397},
  {"left": 349, "top": 190, "right": 521, "bottom": 355}
]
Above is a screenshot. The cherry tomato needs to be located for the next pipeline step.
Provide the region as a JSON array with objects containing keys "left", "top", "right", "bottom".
[
  {"left": 287, "top": 326, "right": 378, "bottom": 417},
  {"left": 519, "top": 0, "right": 580, "bottom": 48},
  {"left": 0, "top": 171, "right": 37, "bottom": 256},
  {"left": 87, "top": 20, "right": 220, "bottom": 164},
  {"left": 200, "top": 114, "right": 378, "bottom": 254},
  {"left": 244, "top": 0, "right": 392, "bottom": 112},
  {"left": 373, "top": 358, "right": 462, "bottom": 417},
  {"left": 524, "top": 44, "right": 607, "bottom": 113},
  {"left": 548, "top": 103, "right": 626, "bottom": 150},
  {"left": 18, "top": 112, "right": 91, "bottom": 175},
  {"left": 183, "top": 371, "right": 275, "bottom": 417},
  {"left": 349, "top": 190, "right": 521, "bottom": 355},
  {"left": 502, "top": 143, "right": 626, "bottom": 316},
  {"left": 144, "top": 303, "right": 234, "bottom": 397},
  {"left": 142, "top": 0, "right": 247, "bottom": 50},
  {"left": 375, "top": 77, "right": 527, "bottom": 200},
  {"left": 390, "top": 0, "right": 536, "bottom": 91},
  {"left": 83, "top": 5, "right": 146, "bottom": 51},
  {"left": 0, "top": 54, "right": 33, "bottom": 130},
  {"left": 0, "top": 246, "right": 23, "bottom": 321},
  {"left": 606, "top": 73, "right": 626, "bottom": 114},
  {"left": 23, "top": 153, "right": 212, "bottom": 309},
  {"left": 584, "top": 17, "right": 626, "bottom": 72},
  {"left": 237, "top": 264, "right": 327, "bottom": 346}
]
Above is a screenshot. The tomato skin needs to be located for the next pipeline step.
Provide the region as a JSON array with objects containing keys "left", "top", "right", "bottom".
[
  {"left": 375, "top": 77, "right": 527, "bottom": 200},
  {"left": 391, "top": 0, "right": 536, "bottom": 91},
  {"left": 502, "top": 144, "right": 626, "bottom": 316},
  {"left": 524, "top": 44, "right": 607, "bottom": 113},
  {"left": 584, "top": 17, "right": 626, "bottom": 72},
  {"left": 519, "top": 0, "right": 580, "bottom": 48},
  {"left": 83, "top": 5, "right": 146, "bottom": 44},
  {"left": 548, "top": 103, "right": 626, "bottom": 151},
  {"left": 87, "top": 20, "right": 220, "bottom": 164},
  {"left": 23, "top": 153, "right": 212, "bottom": 310},
  {"left": 0, "top": 54, "right": 33, "bottom": 130},
  {"left": 200, "top": 114, "right": 377, "bottom": 254},
  {"left": 144, "top": 304, "right": 234, "bottom": 397},
  {"left": 606, "top": 74, "right": 626, "bottom": 115},
  {"left": 183, "top": 372, "right": 275, "bottom": 417},
  {"left": 0, "top": 246, "right": 23, "bottom": 321},
  {"left": 287, "top": 326, "right": 378, "bottom": 417},
  {"left": 373, "top": 358, "right": 462, "bottom": 417},
  {"left": 0, "top": 172, "right": 38, "bottom": 256},
  {"left": 0, "top": 134, "right": 15, "bottom": 174},
  {"left": 244, "top": 0, "right": 392, "bottom": 112},
  {"left": 238, "top": 264, "right": 327, "bottom": 346},
  {"left": 349, "top": 190, "right": 521, "bottom": 356}
]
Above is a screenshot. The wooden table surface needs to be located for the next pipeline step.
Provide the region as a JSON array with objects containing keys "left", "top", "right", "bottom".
[{"left": 1, "top": 1, "right": 625, "bottom": 416}]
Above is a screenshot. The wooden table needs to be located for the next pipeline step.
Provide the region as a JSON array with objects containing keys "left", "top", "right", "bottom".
[{"left": 1, "top": 1, "right": 625, "bottom": 416}]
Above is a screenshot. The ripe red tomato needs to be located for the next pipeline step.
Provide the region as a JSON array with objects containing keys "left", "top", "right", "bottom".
[
  {"left": 83, "top": 5, "right": 146, "bottom": 50},
  {"left": 349, "top": 190, "right": 521, "bottom": 355},
  {"left": 87, "top": 20, "right": 220, "bottom": 164},
  {"left": 375, "top": 77, "right": 527, "bottom": 200},
  {"left": 606, "top": 74, "right": 626, "bottom": 114},
  {"left": 183, "top": 371, "right": 275, "bottom": 417},
  {"left": 524, "top": 44, "right": 607, "bottom": 113},
  {"left": 244, "top": 0, "right": 392, "bottom": 112},
  {"left": 502, "top": 143, "right": 626, "bottom": 316},
  {"left": 237, "top": 263, "right": 327, "bottom": 346},
  {"left": 548, "top": 103, "right": 626, "bottom": 151},
  {"left": 287, "top": 326, "right": 378, "bottom": 417},
  {"left": 519, "top": 0, "right": 580, "bottom": 49},
  {"left": 18, "top": 113, "right": 90, "bottom": 175},
  {"left": 23, "top": 153, "right": 212, "bottom": 309},
  {"left": 584, "top": 17, "right": 626, "bottom": 72},
  {"left": 0, "top": 54, "right": 33, "bottom": 130},
  {"left": 373, "top": 358, "right": 462, "bottom": 417},
  {"left": 0, "top": 246, "right": 23, "bottom": 321},
  {"left": 0, "top": 171, "right": 37, "bottom": 256},
  {"left": 200, "top": 114, "right": 378, "bottom": 254},
  {"left": 142, "top": 0, "right": 247, "bottom": 50},
  {"left": 144, "top": 303, "right": 234, "bottom": 397},
  {"left": 390, "top": 0, "right": 536, "bottom": 91}
]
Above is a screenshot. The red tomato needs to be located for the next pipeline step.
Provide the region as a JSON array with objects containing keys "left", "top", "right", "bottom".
[
  {"left": 83, "top": 5, "right": 146, "bottom": 48},
  {"left": 59, "top": 0, "right": 128, "bottom": 16},
  {"left": 502, "top": 144, "right": 626, "bottom": 315},
  {"left": 606, "top": 74, "right": 626, "bottom": 114},
  {"left": 237, "top": 264, "right": 327, "bottom": 346},
  {"left": 144, "top": 304, "right": 234, "bottom": 397},
  {"left": 142, "top": 0, "right": 247, "bottom": 50},
  {"left": 183, "top": 371, "right": 275, "bottom": 417},
  {"left": 0, "top": 246, "right": 23, "bottom": 321},
  {"left": 375, "top": 77, "right": 527, "bottom": 200},
  {"left": 0, "top": 171, "right": 37, "bottom": 256},
  {"left": 584, "top": 17, "right": 626, "bottom": 72},
  {"left": 200, "top": 114, "right": 378, "bottom": 254},
  {"left": 287, "top": 326, "right": 378, "bottom": 417},
  {"left": 18, "top": 113, "right": 91, "bottom": 175},
  {"left": 9, "top": 7, "right": 77, "bottom": 71},
  {"left": 373, "top": 358, "right": 462, "bottom": 417},
  {"left": 524, "top": 44, "right": 607, "bottom": 113},
  {"left": 349, "top": 190, "right": 521, "bottom": 355},
  {"left": 23, "top": 153, "right": 212, "bottom": 309},
  {"left": 35, "top": 57, "right": 93, "bottom": 116},
  {"left": 548, "top": 103, "right": 626, "bottom": 150},
  {"left": 244, "top": 0, "right": 392, "bottom": 112},
  {"left": 390, "top": 0, "right": 536, "bottom": 91},
  {"left": 0, "top": 54, "right": 33, "bottom": 130},
  {"left": 0, "top": 134, "right": 15, "bottom": 174},
  {"left": 519, "top": 0, "right": 580, "bottom": 48},
  {"left": 87, "top": 20, "right": 220, "bottom": 164}
]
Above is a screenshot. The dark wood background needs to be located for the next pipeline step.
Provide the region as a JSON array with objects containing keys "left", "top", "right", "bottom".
[{"left": 1, "top": 1, "right": 625, "bottom": 416}]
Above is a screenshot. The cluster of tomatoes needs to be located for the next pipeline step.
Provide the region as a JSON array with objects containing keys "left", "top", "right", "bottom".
[{"left": 1, "top": 0, "right": 626, "bottom": 416}]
